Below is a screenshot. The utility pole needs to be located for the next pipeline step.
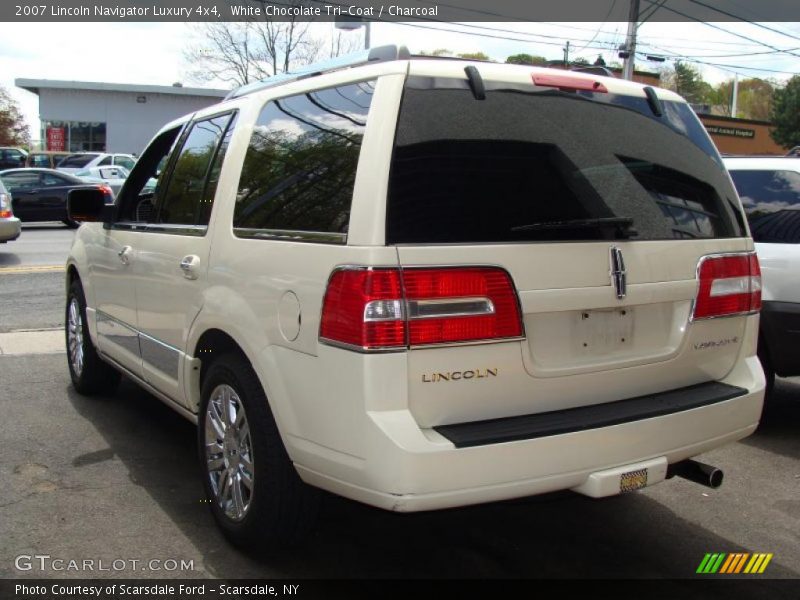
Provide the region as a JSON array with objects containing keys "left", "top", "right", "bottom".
[
  {"left": 563, "top": 41, "right": 570, "bottom": 65},
  {"left": 731, "top": 74, "right": 739, "bottom": 118},
  {"left": 622, "top": 0, "right": 640, "bottom": 80}
]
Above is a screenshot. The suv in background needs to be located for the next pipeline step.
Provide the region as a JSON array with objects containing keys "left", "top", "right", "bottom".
[
  {"left": 27, "top": 151, "right": 71, "bottom": 169},
  {"left": 57, "top": 152, "right": 136, "bottom": 174},
  {"left": 65, "top": 46, "right": 765, "bottom": 550},
  {"left": 724, "top": 156, "right": 800, "bottom": 394},
  {"left": 0, "top": 147, "right": 28, "bottom": 169}
]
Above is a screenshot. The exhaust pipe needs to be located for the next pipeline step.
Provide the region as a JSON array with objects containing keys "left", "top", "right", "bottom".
[{"left": 667, "top": 459, "right": 724, "bottom": 489}]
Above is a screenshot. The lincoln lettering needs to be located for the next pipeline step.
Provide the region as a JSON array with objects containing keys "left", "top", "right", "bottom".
[{"left": 422, "top": 368, "right": 498, "bottom": 383}]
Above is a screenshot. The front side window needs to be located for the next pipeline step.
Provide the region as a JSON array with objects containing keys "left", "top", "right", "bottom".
[
  {"left": 233, "top": 81, "right": 375, "bottom": 242},
  {"left": 42, "top": 173, "right": 69, "bottom": 187},
  {"left": 157, "top": 113, "right": 235, "bottom": 227}
]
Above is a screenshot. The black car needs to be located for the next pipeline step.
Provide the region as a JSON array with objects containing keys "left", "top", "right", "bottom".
[
  {"left": 0, "top": 147, "right": 28, "bottom": 169},
  {"left": 0, "top": 168, "right": 113, "bottom": 228}
]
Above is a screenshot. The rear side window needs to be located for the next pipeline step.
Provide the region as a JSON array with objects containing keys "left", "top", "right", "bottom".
[
  {"left": 729, "top": 169, "right": 800, "bottom": 243},
  {"left": 30, "top": 155, "right": 50, "bottom": 167},
  {"left": 387, "top": 77, "right": 744, "bottom": 244},
  {"left": 233, "top": 81, "right": 375, "bottom": 243},
  {"left": 59, "top": 154, "right": 98, "bottom": 168}
]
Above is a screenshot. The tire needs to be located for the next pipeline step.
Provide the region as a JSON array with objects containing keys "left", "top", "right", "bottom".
[
  {"left": 63, "top": 219, "right": 79, "bottom": 229},
  {"left": 198, "top": 353, "right": 320, "bottom": 551},
  {"left": 66, "top": 279, "right": 121, "bottom": 395}
]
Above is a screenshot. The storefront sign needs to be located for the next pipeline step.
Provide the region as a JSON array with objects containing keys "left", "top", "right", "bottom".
[
  {"left": 705, "top": 125, "right": 755, "bottom": 139},
  {"left": 46, "top": 127, "right": 66, "bottom": 150}
]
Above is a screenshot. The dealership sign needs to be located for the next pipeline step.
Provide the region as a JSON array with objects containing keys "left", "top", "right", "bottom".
[{"left": 46, "top": 127, "right": 66, "bottom": 150}]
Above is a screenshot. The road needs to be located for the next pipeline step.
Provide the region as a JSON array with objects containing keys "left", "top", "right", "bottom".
[{"left": 0, "top": 225, "right": 798, "bottom": 589}]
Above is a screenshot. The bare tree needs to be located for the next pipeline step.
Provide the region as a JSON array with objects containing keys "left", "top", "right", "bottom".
[{"left": 185, "top": 19, "right": 359, "bottom": 88}]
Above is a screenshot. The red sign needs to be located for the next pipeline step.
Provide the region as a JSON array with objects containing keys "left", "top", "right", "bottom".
[{"left": 46, "top": 127, "right": 65, "bottom": 151}]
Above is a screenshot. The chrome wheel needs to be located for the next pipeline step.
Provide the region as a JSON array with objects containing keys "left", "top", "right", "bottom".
[
  {"left": 205, "top": 384, "right": 254, "bottom": 522},
  {"left": 67, "top": 297, "right": 84, "bottom": 377}
]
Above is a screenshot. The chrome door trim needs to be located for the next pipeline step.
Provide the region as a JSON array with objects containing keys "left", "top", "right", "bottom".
[{"left": 138, "top": 330, "right": 182, "bottom": 381}]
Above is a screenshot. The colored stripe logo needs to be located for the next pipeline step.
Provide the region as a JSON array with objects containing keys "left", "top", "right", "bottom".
[{"left": 696, "top": 553, "right": 773, "bottom": 574}]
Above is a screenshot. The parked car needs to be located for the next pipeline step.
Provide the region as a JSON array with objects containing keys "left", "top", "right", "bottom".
[
  {"left": 74, "top": 165, "right": 129, "bottom": 197},
  {"left": 65, "top": 46, "right": 765, "bottom": 550},
  {"left": 57, "top": 152, "right": 136, "bottom": 174},
  {"left": 0, "top": 147, "right": 28, "bottom": 169},
  {"left": 0, "top": 168, "right": 113, "bottom": 228},
  {"left": 26, "top": 151, "right": 71, "bottom": 169},
  {"left": 0, "top": 178, "right": 21, "bottom": 244},
  {"left": 723, "top": 156, "right": 800, "bottom": 395}
]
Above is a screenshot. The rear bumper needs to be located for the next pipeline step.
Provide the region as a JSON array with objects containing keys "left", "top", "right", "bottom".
[
  {"left": 294, "top": 356, "right": 764, "bottom": 511},
  {"left": 0, "top": 217, "right": 21, "bottom": 242},
  {"left": 760, "top": 301, "right": 800, "bottom": 377}
]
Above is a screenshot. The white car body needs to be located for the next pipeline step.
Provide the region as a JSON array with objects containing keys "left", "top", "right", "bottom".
[
  {"left": 58, "top": 152, "right": 136, "bottom": 174},
  {"left": 74, "top": 166, "right": 129, "bottom": 197},
  {"left": 724, "top": 156, "right": 800, "bottom": 383},
  {"left": 65, "top": 50, "right": 764, "bottom": 545}
]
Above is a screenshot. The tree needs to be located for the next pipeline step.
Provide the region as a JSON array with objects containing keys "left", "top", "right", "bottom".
[
  {"left": 706, "top": 78, "right": 774, "bottom": 120},
  {"left": 185, "top": 19, "right": 358, "bottom": 87},
  {"left": 457, "top": 52, "right": 491, "bottom": 61},
  {"left": 660, "top": 61, "right": 712, "bottom": 105},
  {"left": 0, "top": 86, "right": 30, "bottom": 148},
  {"left": 505, "top": 53, "right": 547, "bottom": 66},
  {"left": 770, "top": 75, "right": 800, "bottom": 148},
  {"left": 571, "top": 57, "right": 590, "bottom": 66}
]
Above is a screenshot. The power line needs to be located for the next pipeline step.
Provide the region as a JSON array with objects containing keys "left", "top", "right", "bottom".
[{"left": 687, "top": 0, "right": 800, "bottom": 44}]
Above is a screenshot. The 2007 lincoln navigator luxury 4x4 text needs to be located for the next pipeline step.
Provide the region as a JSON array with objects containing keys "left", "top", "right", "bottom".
[{"left": 64, "top": 46, "right": 765, "bottom": 549}]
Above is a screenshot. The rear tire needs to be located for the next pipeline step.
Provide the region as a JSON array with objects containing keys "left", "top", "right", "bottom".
[
  {"left": 64, "top": 220, "right": 79, "bottom": 229},
  {"left": 198, "top": 353, "right": 320, "bottom": 551},
  {"left": 66, "top": 279, "right": 121, "bottom": 395}
]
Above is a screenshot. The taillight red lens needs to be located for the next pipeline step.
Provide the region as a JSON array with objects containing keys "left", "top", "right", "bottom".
[
  {"left": 319, "top": 267, "right": 523, "bottom": 351},
  {"left": 692, "top": 253, "right": 761, "bottom": 320},
  {"left": 404, "top": 268, "right": 522, "bottom": 345},
  {"left": 319, "top": 269, "right": 405, "bottom": 350}
]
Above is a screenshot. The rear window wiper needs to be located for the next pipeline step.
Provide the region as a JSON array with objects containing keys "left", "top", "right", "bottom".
[{"left": 511, "top": 217, "right": 638, "bottom": 237}]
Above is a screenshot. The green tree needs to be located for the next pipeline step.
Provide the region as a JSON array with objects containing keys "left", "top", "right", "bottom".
[
  {"left": 0, "top": 86, "right": 30, "bottom": 147},
  {"left": 707, "top": 78, "right": 775, "bottom": 120},
  {"left": 505, "top": 53, "right": 547, "bottom": 66},
  {"left": 457, "top": 52, "right": 491, "bottom": 61},
  {"left": 770, "top": 75, "right": 800, "bottom": 148},
  {"left": 660, "top": 61, "right": 712, "bottom": 105},
  {"left": 571, "top": 57, "right": 590, "bottom": 66}
]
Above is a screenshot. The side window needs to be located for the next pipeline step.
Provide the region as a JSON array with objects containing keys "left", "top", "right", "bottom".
[
  {"left": 114, "top": 156, "right": 136, "bottom": 170},
  {"left": 233, "top": 80, "right": 375, "bottom": 242},
  {"left": 2, "top": 172, "right": 40, "bottom": 191},
  {"left": 42, "top": 173, "right": 69, "bottom": 186},
  {"left": 98, "top": 156, "right": 112, "bottom": 166},
  {"left": 156, "top": 113, "right": 234, "bottom": 226}
]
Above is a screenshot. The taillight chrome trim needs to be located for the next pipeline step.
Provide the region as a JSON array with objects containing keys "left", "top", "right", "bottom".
[
  {"left": 407, "top": 297, "right": 495, "bottom": 320},
  {"left": 689, "top": 251, "right": 761, "bottom": 323},
  {"left": 318, "top": 264, "right": 526, "bottom": 353}
]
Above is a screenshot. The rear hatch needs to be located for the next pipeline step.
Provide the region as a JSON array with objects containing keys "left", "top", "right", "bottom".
[{"left": 389, "top": 64, "right": 754, "bottom": 427}]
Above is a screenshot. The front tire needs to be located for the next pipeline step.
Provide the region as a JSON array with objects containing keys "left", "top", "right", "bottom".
[
  {"left": 198, "top": 353, "right": 319, "bottom": 550},
  {"left": 66, "top": 279, "right": 121, "bottom": 395}
]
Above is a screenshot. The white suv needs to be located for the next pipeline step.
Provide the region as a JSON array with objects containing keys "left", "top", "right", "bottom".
[
  {"left": 724, "top": 156, "right": 800, "bottom": 395},
  {"left": 65, "top": 46, "right": 765, "bottom": 549}
]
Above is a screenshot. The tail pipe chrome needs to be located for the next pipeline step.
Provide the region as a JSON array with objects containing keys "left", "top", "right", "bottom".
[{"left": 667, "top": 459, "right": 724, "bottom": 489}]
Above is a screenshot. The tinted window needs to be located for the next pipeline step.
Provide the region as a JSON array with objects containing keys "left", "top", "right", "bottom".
[
  {"left": 114, "top": 156, "right": 136, "bottom": 170},
  {"left": 98, "top": 156, "right": 112, "bottom": 166},
  {"left": 728, "top": 169, "right": 800, "bottom": 216},
  {"left": 59, "top": 154, "right": 98, "bottom": 168},
  {"left": 30, "top": 155, "right": 51, "bottom": 167},
  {"left": 387, "top": 78, "right": 744, "bottom": 244},
  {"left": 42, "top": 173, "right": 69, "bottom": 186},
  {"left": 1, "top": 172, "right": 40, "bottom": 191},
  {"left": 157, "top": 114, "right": 234, "bottom": 226},
  {"left": 233, "top": 81, "right": 374, "bottom": 241}
]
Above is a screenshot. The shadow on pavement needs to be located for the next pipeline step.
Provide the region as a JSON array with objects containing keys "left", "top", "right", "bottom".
[
  {"left": 64, "top": 377, "right": 798, "bottom": 585},
  {"left": 741, "top": 378, "right": 800, "bottom": 461}
]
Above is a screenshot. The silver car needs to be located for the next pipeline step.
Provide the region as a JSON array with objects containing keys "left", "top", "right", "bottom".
[
  {"left": 0, "top": 178, "right": 21, "bottom": 244},
  {"left": 74, "top": 165, "right": 129, "bottom": 197}
]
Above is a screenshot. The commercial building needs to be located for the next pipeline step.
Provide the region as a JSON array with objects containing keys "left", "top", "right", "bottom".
[{"left": 15, "top": 79, "right": 229, "bottom": 154}]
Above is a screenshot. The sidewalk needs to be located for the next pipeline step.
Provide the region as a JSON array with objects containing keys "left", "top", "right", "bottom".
[{"left": 0, "top": 328, "right": 64, "bottom": 355}]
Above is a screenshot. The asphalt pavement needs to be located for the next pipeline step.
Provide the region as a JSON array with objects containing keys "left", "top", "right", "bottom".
[{"left": 0, "top": 224, "right": 798, "bottom": 587}]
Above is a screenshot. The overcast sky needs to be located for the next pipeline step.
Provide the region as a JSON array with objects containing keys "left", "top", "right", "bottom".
[{"left": 1, "top": 19, "right": 799, "bottom": 142}]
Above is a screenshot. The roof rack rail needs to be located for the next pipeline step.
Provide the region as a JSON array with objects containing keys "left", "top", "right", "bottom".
[{"left": 224, "top": 44, "right": 410, "bottom": 101}]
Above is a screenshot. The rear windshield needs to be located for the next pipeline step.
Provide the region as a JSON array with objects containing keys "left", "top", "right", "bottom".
[
  {"left": 59, "top": 154, "right": 99, "bottom": 168},
  {"left": 387, "top": 76, "right": 745, "bottom": 244},
  {"left": 729, "top": 168, "right": 800, "bottom": 243}
]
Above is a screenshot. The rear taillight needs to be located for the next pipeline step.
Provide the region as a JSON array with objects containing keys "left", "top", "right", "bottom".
[
  {"left": 98, "top": 184, "right": 113, "bottom": 197},
  {"left": 0, "top": 192, "right": 12, "bottom": 218},
  {"left": 320, "top": 267, "right": 523, "bottom": 351},
  {"left": 692, "top": 253, "right": 761, "bottom": 320}
]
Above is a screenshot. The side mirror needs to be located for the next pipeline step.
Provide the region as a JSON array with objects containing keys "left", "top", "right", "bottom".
[{"left": 67, "top": 189, "right": 114, "bottom": 224}]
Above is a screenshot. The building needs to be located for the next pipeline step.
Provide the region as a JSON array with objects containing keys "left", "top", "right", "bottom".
[
  {"left": 695, "top": 114, "right": 786, "bottom": 156},
  {"left": 15, "top": 79, "right": 229, "bottom": 154}
]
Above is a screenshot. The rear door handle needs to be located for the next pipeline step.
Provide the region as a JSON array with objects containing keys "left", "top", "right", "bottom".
[
  {"left": 118, "top": 245, "right": 132, "bottom": 265},
  {"left": 180, "top": 255, "right": 200, "bottom": 280}
]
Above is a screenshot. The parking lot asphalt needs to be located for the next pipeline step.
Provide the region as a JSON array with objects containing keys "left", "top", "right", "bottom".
[{"left": 1, "top": 349, "right": 798, "bottom": 582}]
